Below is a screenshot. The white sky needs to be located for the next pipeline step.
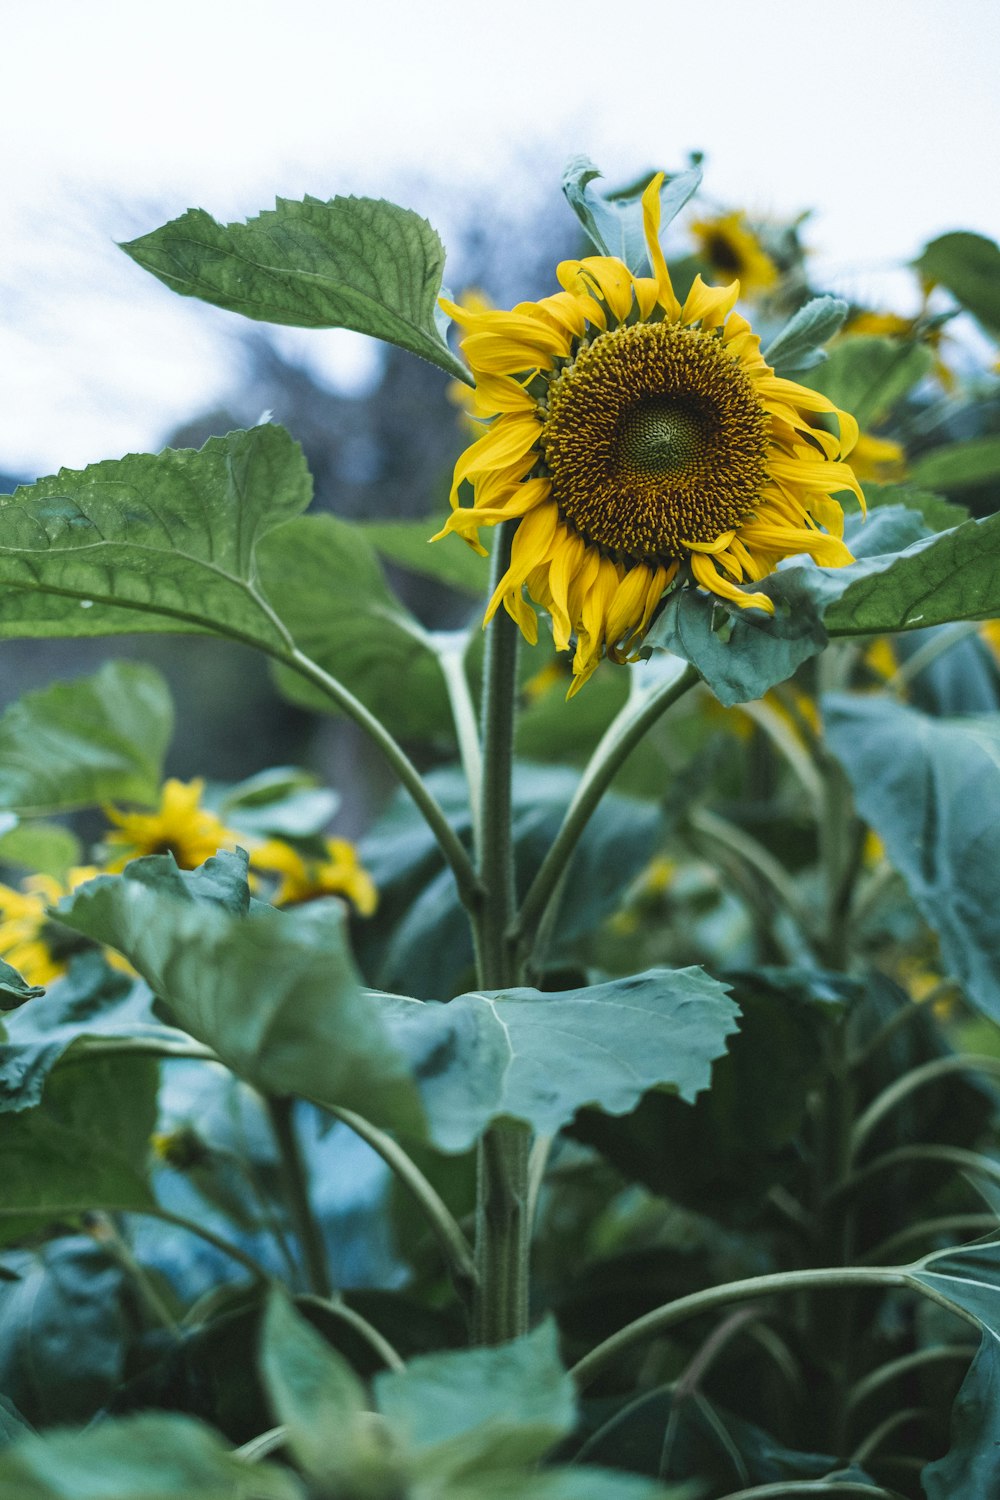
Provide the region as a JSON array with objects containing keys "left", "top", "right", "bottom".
[{"left": 3, "top": 0, "right": 999, "bottom": 477}]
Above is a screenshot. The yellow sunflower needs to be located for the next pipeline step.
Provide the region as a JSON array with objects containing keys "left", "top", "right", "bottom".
[
  {"left": 0, "top": 867, "right": 103, "bottom": 988},
  {"left": 103, "top": 778, "right": 239, "bottom": 872},
  {"left": 250, "top": 837, "right": 377, "bottom": 916},
  {"left": 434, "top": 175, "right": 862, "bottom": 695},
  {"left": 689, "top": 210, "right": 779, "bottom": 298}
]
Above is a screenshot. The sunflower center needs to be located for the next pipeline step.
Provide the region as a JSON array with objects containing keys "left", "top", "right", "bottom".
[{"left": 540, "top": 322, "right": 770, "bottom": 566}]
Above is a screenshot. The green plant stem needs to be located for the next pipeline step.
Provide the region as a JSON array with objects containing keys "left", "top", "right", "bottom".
[
  {"left": 571, "top": 1265, "right": 918, "bottom": 1389},
  {"left": 91, "top": 1213, "right": 181, "bottom": 1333},
  {"left": 844, "top": 1342, "right": 976, "bottom": 1419},
  {"left": 300, "top": 1293, "right": 406, "bottom": 1373},
  {"left": 887, "top": 620, "right": 982, "bottom": 694},
  {"left": 327, "top": 1106, "right": 476, "bottom": 1299},
  {"left": 688, "top": 807, "right": 814, "bottom": 939},
  {"left": 266, "top": 1096, "right": 333, "bottom": 1299},
  {"left": 285, "top": 645, "right": 482, "bottom": 915},
  {"left": 861, "top": 1213, "right": 998, "bottom": 1265},
  {"left": 716, "top": 1484, "right": 906, "bottom": 1500},
  {"left": 437, "top": 632, "right": 483, "bottom": 849},
  {"left": 850, "top": 1407, "right": 928, "bottom": 1468},
  {"left": 471, "top": 521, "right": 531, "bottom": 1346},
  {"left": 850, "top": 1054, "right": 1000, "bottom": 1161},
  {"left": 830, "top": 1143, "right": 1000, "bottom": 1208},
  {"left": 143, "top": 1206, "right": 274, "bottom": 1283},
  {"left": 235, "top": 1427, "right": 287, "bottom": 1462},
  {"left": 512, "top": 662, "right": 700, "bottom": 967}
]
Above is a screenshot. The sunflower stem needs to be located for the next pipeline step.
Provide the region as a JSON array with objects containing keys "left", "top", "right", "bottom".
[
  {"left": 266, "top": 1096, "right": 333, "bottom": 1300},
  {"left": 512, "top": 660, "right": 700, "bottom": 969},
  {"left": 472, "top": 521, "right": 531, "bottom": 1346}
]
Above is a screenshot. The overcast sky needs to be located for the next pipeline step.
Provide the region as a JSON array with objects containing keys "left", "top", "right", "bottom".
[{"left": 4, "top": 0, "right": 999, "bottom": 478}]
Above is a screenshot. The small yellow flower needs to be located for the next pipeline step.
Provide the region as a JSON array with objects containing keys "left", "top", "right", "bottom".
[
  {"left": 251, "top": 838, "right": 377, "bottom": 916},
  {"left": 849, "top": 432, "right": 906, "bottom": 483},
  {"left": 103, "top": 778, "right": 239, "bottom": 872},
  {"left": 864, "top": 637, "right": 898, "bottom": 682},
  {"left": 0, "top": 867, "right": 103, "bottom": 988},
  {"left": 689, "top": 211, "right": 779, "bottom": 299}
]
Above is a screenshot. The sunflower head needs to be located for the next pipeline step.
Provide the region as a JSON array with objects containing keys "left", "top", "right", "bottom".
[
  {"left": 103, "top": 778, "right": 238, "bottom": 872},
  {"left": 434, "top": 175, "right": 862, "bottom": 696}
]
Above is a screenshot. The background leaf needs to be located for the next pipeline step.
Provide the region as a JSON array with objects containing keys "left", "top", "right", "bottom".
[
  {"left": 824, "top": 694, "right": 1000, "bottom": 1022},
  {"left": 805, "top": 334, "right": 933, "bottom": 425},
  {"left": 917, "top": 231, "right": 1000, "bottom": 336},
  {"left": 922, "top": 1333, "right": 1000, "bottom": 1499},
  {"left": 909, "top": 435, "right": 1000, "bottom": 494},
  {"left": 0, "top": 663, "right": 173, "bottom": 816},
  {"left": 0, "top": 1412, "right": 303, "bottom": 1499},
  {"left": 256, "top": 514, "right": 452, "bottom": 739},
  {"left": 763, "top": 296, "right": 848, "bottom": 376},
  {"left": 122, "top": 195, "right": 468, "bottom": 380}
]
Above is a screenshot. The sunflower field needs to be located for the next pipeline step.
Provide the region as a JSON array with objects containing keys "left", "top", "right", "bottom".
[{"left": 3, "top": 158, "right": 1000, "bottom": 1499}]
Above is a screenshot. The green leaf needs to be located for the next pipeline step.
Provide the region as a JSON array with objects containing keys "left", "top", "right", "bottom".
[
  {"left": 0, "top": 954, "right": 182, "bottom": 1113},
  {"left": 0, "top": 663, "right": 173, "bottom": 816},
  {"left": 909, "top": 1238, "right": 1000, "bottom": 1338},
  {"left": 375, "top": 1320, "right": 575, "bottom": 1472},
  {"left": 0, "top": 1238, "right": 126, "bottom": 1427},
  {"left": 650, "top": 512, "right": 1000, "bottom": 704},
  {"left": 360, "top": 517, "right": 488, "bottom": 596},
  {"left": 917, "top": 231, "right": 1000, "bottom": 336},
  {"left": 562, "top": 157, "right": 702, "bottom": 272},
  {"left": 647, "top": 580, "right": 828, "bottom": 708},
  {"left": 376, "top": 968, "right": 739, "bottom": 1153},
  {"left": 0, "top": 958, "right": 42, "bottom": 1009},
  {"left": 0, "top": 426, "right": 310, "bottom": 650},
  {"left": 805, "top": 334, "right": 934, "bottom": 425},
  {"left": 823, "top": 695, "right": 1000, "bottom": 1021},
  {"left": 922, "top": 1333, "right": 1000, "bottom": 1499},
  {"left": 257, "top": 514, "right": 452, "bottom": 740},
  {"left": 910, "top": 435, "right": 1000, "bottom": 494},
  {"left": 258, "top": 1291, "right": 374, "bottom": 1487},
  {"left": 0, "top": 1394, "right": 30, "bottom": 1448},
  {"left": 0, "top": 1412, "right": 303, "bottom": 1499},
  {"left": 122, "top": 194, "right": 468, "bottom": 380},
  {"left": 864, "top": 479, "right": 969, "bottom": 532},
  {"left": 763, "top": 296, "right": 848, "bottom": 376},
  {"left": 56, "top": 852, "right": 425, "bottom": 1136},
  {"left": 0, "top": 822, "right": 82, "bottom": 880},
  {"left": 574, "top": 967, "right": 846, "bottom": 1217},
  {"left": 0, "top": 1056, "right": 157, "bottom": 1240},
  {"left": 219, "top": 768, "right": 339, "bottom": 840}
]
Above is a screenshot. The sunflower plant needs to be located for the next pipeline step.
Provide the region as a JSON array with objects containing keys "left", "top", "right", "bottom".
[{"left": 2, "top": 159, "right": 1000, "bottom": 1498}]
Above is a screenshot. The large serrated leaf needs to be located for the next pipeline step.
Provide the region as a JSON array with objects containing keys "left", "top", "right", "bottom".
[
  {"left": 374, "top": 968, "right": 739, "bottom": 1152},
  {"left": 823, "top": 694, "right": 1000, "bottom": 1021},
  {"left": 122, "top": 195, "right": 468, "bottom": 380},
  {"left": 0, "top": 426, "right": 310, "bottom": 650},
  {"left": 0, "top": 663, "right": 173, "bottom": 816},
  {"left": 56, "top": 852, "right": 425, "bottom": 1136}
]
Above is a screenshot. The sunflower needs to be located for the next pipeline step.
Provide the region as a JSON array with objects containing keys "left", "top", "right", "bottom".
[
  {"left": 689, "top": 210, "right": 779, "bottom": 299},
  {"left": 250, "top": 837, "right": 377, "bottom": 915},
  {"left": 103, "top": 778, "right": 239, "bottom": 872},
  {"left": 0, "top": 867, "right": 104, "bottom": 988},
  {"left": 434, "top": 175, "right": 862, "bottom": 695}
]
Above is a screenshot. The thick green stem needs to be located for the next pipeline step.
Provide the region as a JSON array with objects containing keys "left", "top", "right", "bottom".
[
  {"left": 267, "top": 1096, "right": 333, "bottom": 1299},
  {"left": 513, "top": 662, "right": 700, "bottom": 967},
  {"left": 472, "top": 522, "right": 530, "bottom": 1345}
]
